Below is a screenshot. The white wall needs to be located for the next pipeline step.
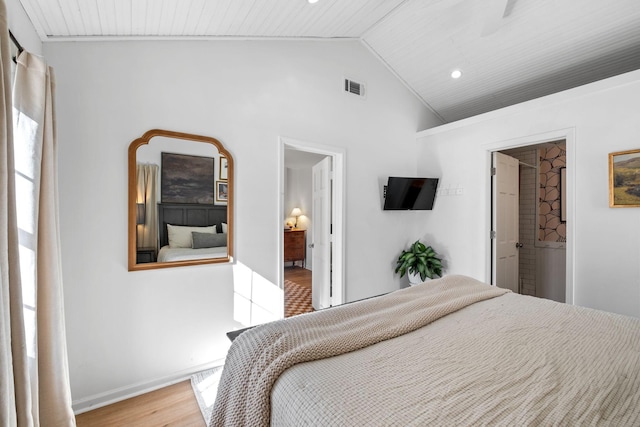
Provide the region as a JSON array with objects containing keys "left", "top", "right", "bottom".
[
  {"left": 5, "top": 0, "right": 41, "bottom": 55},
  {"left": 42, "top": 39, "right": 440, "bottom": 408},
  {"left": 416, "top": 69, "right": 640, "bottom": 319}
]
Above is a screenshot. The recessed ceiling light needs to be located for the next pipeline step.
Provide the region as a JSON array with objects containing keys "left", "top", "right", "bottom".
[
  {"left": 308, "top": 0, "right": 320, "bottom": 3},
  {"left": 451, "top": 69, "right": 463, "bottom": 79}
]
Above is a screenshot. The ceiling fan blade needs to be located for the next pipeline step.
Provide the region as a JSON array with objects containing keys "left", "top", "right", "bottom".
[{"left": 481, "top": 0, "right": 509, "bottom": 37}]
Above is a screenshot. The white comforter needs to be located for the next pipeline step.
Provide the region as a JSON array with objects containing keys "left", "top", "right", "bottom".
[
  {"left": 212, "top": 275, "right": 640, "bottom": 426},
  {"left": 272, "top": 291, "right": 640, "bottom": 426},
  {"left": 156, "top": 245, "right": 227, "bottom": 262}
]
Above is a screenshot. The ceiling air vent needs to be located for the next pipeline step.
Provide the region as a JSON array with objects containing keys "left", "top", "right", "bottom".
[{"left": 344, "top": 78, "right": 365, "bottom": 98}]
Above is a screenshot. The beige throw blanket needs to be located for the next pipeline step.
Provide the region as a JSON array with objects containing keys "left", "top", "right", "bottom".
[{"left": 211, "top": 275, "right": 508, "bottom": 426}]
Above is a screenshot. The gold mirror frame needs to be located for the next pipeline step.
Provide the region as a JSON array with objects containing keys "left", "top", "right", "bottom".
[{"left": 128, "top": 129, "right": 234, "bottom": 271}]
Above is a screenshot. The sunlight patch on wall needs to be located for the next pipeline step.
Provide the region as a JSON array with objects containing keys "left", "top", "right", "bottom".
[{"left": 232, "top": 263, "right": 283, "bottom": 327}]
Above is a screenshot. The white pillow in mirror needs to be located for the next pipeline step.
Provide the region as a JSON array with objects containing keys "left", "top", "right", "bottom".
[
  {"left": 222, "top": 222, "right": 228, "bottom": 233},
  {"left": 167, "top": 224, "right": 217, "bottom": 248}
]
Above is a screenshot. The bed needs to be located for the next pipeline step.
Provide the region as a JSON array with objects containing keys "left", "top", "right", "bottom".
[
  {"left": 211, "top": 275, "right": 640, "bottom": 426},
  {"left": 157, "top": 203, "right": 228, "bottom": 262},
  {"left": 157, "top": 245, "right": 228, "bottom": 262}
]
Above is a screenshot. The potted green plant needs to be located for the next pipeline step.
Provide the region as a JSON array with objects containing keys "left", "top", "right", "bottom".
[{"left": 395, "top": 240, "right": 443, "bottom": 285}]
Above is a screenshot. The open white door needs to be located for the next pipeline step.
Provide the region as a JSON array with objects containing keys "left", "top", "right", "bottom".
[
  {"left": 311, "top": 157, "right": 332, "bottom": 309},
  {"left": 492, "top": 152, "right": 520, "bottom": 293}
]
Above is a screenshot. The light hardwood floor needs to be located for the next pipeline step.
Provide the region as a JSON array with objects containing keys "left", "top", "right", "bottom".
[
  {"left": 76, "top": 268, "right": 313, "bottom": 425},
  {"left": 284, "top": 266, "right": 312, "bottom": 289},
  {"left": 75, "top": 380, "right": 204, "bottom": 426}
]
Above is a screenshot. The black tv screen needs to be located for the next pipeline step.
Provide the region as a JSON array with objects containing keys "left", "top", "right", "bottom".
[{"left": 383, "top": 177, "right": 439, "bottom": 210}]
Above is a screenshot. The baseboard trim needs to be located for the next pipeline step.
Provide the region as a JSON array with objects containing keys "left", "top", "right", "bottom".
[{"left": 72, "top": 358, "right": 226, "bottom": 415}]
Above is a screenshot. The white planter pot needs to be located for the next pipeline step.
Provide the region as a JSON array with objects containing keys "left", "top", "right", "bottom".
[{"left": 408, "top": 271, "right": 423, "bottom": 286}]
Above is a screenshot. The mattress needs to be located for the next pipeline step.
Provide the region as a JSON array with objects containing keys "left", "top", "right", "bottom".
[
  {"left": 156, "top": 245, "right": 227, "bottom": 262},
  {"left": 211, "top": 275, "right": 640, "bottom": 426}
]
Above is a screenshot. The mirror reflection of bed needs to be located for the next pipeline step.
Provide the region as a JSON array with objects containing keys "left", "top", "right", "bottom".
[
  {"left": 128, "top": 129, "right": 233, "bottom": 271},
  {"left": 156, "top": 203, "right": 228, "bottom": 263}
]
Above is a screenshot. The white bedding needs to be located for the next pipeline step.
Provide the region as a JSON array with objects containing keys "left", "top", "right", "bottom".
[
  {"left": 156, "top": 245, "right": 227, "bottom": 262},
  {"left": 212, "top": 275, "right": 640, "bottom": 427},
  {"left": 271, "top": 293, "right": 640, "bottom": 426}
]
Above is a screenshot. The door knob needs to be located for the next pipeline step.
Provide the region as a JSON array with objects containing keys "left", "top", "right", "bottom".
[
  {"left": 308, "top": 243, "right": 314, "bottom": 249},
  {"left": 516, "top": 243, "right": 523, "bottom": 248}
]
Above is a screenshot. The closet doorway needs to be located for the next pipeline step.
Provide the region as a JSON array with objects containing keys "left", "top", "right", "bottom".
[
  {"left": 280, "top": 137, "right": 345, "bottom": 315},
  {"left": 488, "top": 129, "right": 574, "bottom": 305}
]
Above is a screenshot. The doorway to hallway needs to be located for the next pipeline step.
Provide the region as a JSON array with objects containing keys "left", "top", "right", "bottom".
[{"left": 280, "top": 137, "right": 345, "bottom": 314}]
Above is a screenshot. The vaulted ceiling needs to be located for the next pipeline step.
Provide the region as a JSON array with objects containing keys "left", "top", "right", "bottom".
[{"left": 17, "top": 0, "right": 640, "bottom": 122}]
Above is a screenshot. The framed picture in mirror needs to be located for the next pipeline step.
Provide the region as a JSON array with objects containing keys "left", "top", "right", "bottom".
[
  {"left": 161, "top": 152, "right": 215, "bottom": 204},
  {"left": 220, "top": 156, "right": 228, "bottom": 180},
  {"left": 216, "top": 181, "right": 228, "bottom": 203}
]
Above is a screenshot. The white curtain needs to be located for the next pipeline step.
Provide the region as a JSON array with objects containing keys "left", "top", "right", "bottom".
[
  {"left": 1, "top": 2, "right": 30, "bottom": 424},
  {"left": 136, "top": 163, "right": 158, "bottom": 251},
  {"left": 1, "top": 4, "right": 75, "bottom": 423}
]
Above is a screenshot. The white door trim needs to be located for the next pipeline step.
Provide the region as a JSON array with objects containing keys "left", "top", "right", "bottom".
[
  {"left": 483, "top": 127, "right": 575, "bottom": 305},
  {"left": 278, "top": 136, "right": 346, "bottom": 306}
]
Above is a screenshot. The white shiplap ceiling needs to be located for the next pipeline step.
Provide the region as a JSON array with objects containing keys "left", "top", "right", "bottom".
[{"left": 16, "top": 0, "right": 640, "bottom": 123}]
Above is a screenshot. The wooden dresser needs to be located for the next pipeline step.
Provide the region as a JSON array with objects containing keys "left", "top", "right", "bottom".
[{"left": 284, "top": 229, "right": 305, "bottom": 267}]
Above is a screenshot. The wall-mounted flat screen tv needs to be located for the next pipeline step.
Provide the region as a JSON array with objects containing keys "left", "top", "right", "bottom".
[{"left": 383, "top": 177, "right": 439, "bottom": 210}]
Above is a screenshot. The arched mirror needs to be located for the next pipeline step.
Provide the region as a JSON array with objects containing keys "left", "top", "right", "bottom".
[{"left": 128, "top": 129, "right": 234, "bottom": 271}]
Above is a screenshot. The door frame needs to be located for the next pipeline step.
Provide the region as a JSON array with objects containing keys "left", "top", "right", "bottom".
[
  {"left": 484, "top": 127, "right": 575, "bottom": 305},
  {"left": 278, "top": 136, "right": 346, "bottom": 306}
]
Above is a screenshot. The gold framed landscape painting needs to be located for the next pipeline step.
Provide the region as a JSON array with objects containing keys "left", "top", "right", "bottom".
[{"left": 609, "top": 148, "right": 640, "bottom": 207}]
